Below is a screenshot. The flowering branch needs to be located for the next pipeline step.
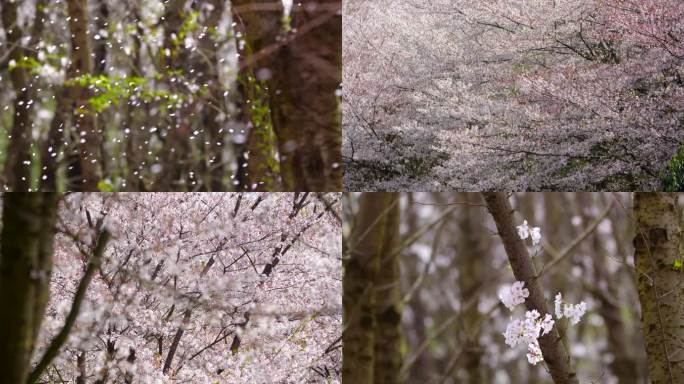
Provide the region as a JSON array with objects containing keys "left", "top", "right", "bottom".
[
  {"left": 483, "top": 192, "right": 578, "bottom": 384},
  {"left": 27, "top": 229, "right": 111, "bottom": 384}
]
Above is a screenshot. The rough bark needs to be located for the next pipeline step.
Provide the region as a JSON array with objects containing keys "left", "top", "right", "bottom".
[
  {"left": 343, "top": 193, "right": 391, "bottom": 383},
  {"left": 276, "top": 0, "right": 342, "bottom": 191},
  {"left": 0, "top": 193, "right": 59, "bottom": 384},
  {"left": 372, "top": 193, "right": 402, "bottom": 384},
  {"left": 66, "top": 0, "right": 103, "bottom": 190},
  {"left": 483, "top": 192, "right": 578, "bottom": 384},
  {"left": 633, "top": 193, "right": 684, "bottom": 383},
  {"left": 1, "top": 1, "right": 35, "bottom": 191}
]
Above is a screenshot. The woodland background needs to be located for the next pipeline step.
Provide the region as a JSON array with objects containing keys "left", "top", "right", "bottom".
[
  {"left": 343, "top": 0, "right": 684, "bottom": 191},
  {"left": 0, "top": 0, "right": 341, "bottom": 192},
  {"left": 0, "top": 192, "right": 342, "bottom": 383},
  {"left": 343, "top": 192, "right": 684, "bottom": 384}
]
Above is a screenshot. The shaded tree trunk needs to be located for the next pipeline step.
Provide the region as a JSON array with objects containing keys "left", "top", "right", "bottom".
[
  {"left": 274, "top": 0, "right": 342, "bottom": 191},
  {"left": 0, "top": 193, "right": 59, "bottom": 384},
  {"left": 343, "top": 193, "right": 392, "bottom": 383},
  {"left": 372, "top": 193, "right": 401, "bottom": 384},
  {"left": 157, "top": 0, "right": 190, "bottom": 190},
  {"left": 196, "top": 0, "right": 226, "bottom": 191},
  {"left": 231, "top": 0, "right": 284, "bottom": 190},
  {"left": 1, "top": 1, "right": 35, "bottom": 191},
  {"left": 457, "top": 193, "right": 485, "bottom": 384},
  {"left": 123, "top": 5, "right": 148, "bottom": 191},
  {"left": 66, "top": 0, "right": 103, "bottom": 190},
  {"left": 633, "top": 193, "right": 684, "bottom": 383},
  {"left": 483, "top": 192, "right": 578, "bottom": 384},
  {"left": 40, "top": 87, "right": 71, "bottom": 191},
  {"left": 577, "top": 193, "right": 639, "bottom": 384}
]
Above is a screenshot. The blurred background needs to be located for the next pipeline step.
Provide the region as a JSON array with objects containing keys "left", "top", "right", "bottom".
[{"left": 343, "top": 192, "right": 651, "bottom": 384}]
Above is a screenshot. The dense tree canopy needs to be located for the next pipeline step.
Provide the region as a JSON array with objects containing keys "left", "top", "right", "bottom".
[
  {"left": 343, "top": 0, "right": 684, "bottom": 191},
  {"left": 0, "top": 0, "right": 342, "bottom": 192},
  {"left": 0, "top": 192, "right": 342, "bottom": 383}
]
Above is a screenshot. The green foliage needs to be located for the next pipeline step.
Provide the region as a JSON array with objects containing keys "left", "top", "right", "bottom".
[
  {"left": 173, "top": 11, "right": 200, "bottom": 47},
  {"left": 662, "top": 144, "right": 684, "bottom": 192},
  {"left": 65, "top": 74, "right": 184, "bottom": 113},
  {"left": 97, "top": 180, "right": 116, "bottom": 192},
  {"left": 241, "top": 74, "right": 280, "bottom": 185},
  {"left": 8, "top": 56, "right": 41, "bottom": 73},
  {"left": 672, "top": 258, "right": 682, "bottom": 272}
]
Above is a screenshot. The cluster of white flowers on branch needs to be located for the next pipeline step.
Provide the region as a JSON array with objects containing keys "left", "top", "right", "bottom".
[
  {"left": 500, "top": 281, "right": 588, "bottom": 365},
  {"left": 555, "top": 293, "right": 588, "bottom": 325},
  {"left": 517, "top": 219, "right": 541, "bottom": 247}
]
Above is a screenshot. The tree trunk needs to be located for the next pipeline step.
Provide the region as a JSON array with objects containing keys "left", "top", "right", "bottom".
[
  {"left": 633, "top": 193, "right": 684, "bottom": 383},
  {"left": 577, "top": 193, "right": 639, "bottom": 384},
  {"left": 40, "top": 87, "right": 71, "bottom": 191},
  {"left": 372, "top": 193, "right": 402, "bottom": 384},
  {"left": 275, "top": 0, "right": 342, "bottom": 191},
  {"left": 343, "top": 193, "right": 392, "bottom": 383},
  {"left": 197, "top": 0, "right": 226, "bottom": 191},
  {"left": 231, "top": 0, "right": 284, "bottom": 190},
  {"left": 483, "top": 192, "right": 578, "bottom": 384},
  {"left": 156, "top": 0, "right": 189, "bottom": 190},
  {"left": 458, "top": 194, "right": 485, "bottom": 384},
  {"left": 66, "top": 0, "right": 102, "bottom": 190},
  {"left": 1, "top": 1, "right": 34, "bottom": 191},
  {"left": 0, "top": 193, "right": 59, "bottom": 384}
]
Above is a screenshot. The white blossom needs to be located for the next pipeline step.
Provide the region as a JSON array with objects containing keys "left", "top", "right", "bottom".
[{"left": 499, "top": 281, "right": 529, "bottom": 311}]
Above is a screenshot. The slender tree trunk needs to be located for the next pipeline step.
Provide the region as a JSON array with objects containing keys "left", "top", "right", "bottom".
[
  {"left": 458, "top": 194, "right": 485, "bottom": 384},
  {"left": 343, "top": 193, "right": 392, "bottom": 383},
  {"left": 157, "top": 0, "right": 189, "bottom": 190},
  {"left": 231, "top": 0, "right": 284, "bottom": 190},
  {"left": 41, "top": 87, "right": 71, "bottom": 191},
  {"left": 197, "top": 0, "right": 226, "bottom": 191},
  {"left": 66, "top": 0, "right": 102, "bottom": 190},
  {"left": 633, "top": 193, "right": 684, "bottom": 383},
  {"left": 577, "top": 193, "right": 639, "bottom": 384},
  {"left": 123, "top": 5, "right": 148, "bottom": 191},
  {"left": 372, "top": 193, "right": 402, "bottom": 384},
  {"left": 483, "top": 192, "right": 578, "bottom": 384},
  {"left": 0, "top": 193, "right": 59, "bottom": 384},
  {"left": 93, "top": 0, "right": 110, "bottom": 176},
  {"left": 275, "top": 0, "right": 342, "bottom": 191},
  {"left": 1, "top": 1, "right": 34, "bottom": 191}
]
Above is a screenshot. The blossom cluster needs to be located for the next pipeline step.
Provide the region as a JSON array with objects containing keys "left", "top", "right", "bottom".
[
  {"left": 499, "top": 281, "right": 529, "bottom": 311},
  {"left": 517, "top": 220, "right": 541, "bottom": 247},
  {"left": 503, "top": 309, "right": 554, "bottom": 365},
  {"left": 555, "top": 293, "right": 588, "bottom": 325},
  {"left": 500, "top": 281, "right": 588, "bottom": 365}
]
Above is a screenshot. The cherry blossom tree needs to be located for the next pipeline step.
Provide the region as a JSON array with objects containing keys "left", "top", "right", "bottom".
[
  {"left": 343, "top": 0, "right": 684, "bottom": 190},
  {"left": 0, "top": 192, "right": 342, "bottom": 383}
]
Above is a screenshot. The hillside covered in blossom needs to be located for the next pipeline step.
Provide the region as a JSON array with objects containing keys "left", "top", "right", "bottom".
[
  {"left": 0, "top": 192, "right": 341, "bottom": 383},
  {"left": 343, "top": 0, "right": 684, "bottom": 191}
]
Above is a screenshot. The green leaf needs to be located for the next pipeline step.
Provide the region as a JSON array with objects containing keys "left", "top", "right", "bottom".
[{"left": 97, "top": 180, "right": 115, "bottom": 192}]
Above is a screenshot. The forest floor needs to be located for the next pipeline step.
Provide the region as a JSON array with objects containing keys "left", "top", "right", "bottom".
[{"left": 343, "top": 74, "right": 683, "bottom": 191}]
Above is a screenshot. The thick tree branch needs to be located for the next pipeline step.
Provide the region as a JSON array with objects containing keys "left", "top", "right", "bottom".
[
  {"left": 28, "top": 230, "right": 111, "bottom": 384},
  {"left": 483, "top": 192, "right": 578, "bottom": 384}
]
